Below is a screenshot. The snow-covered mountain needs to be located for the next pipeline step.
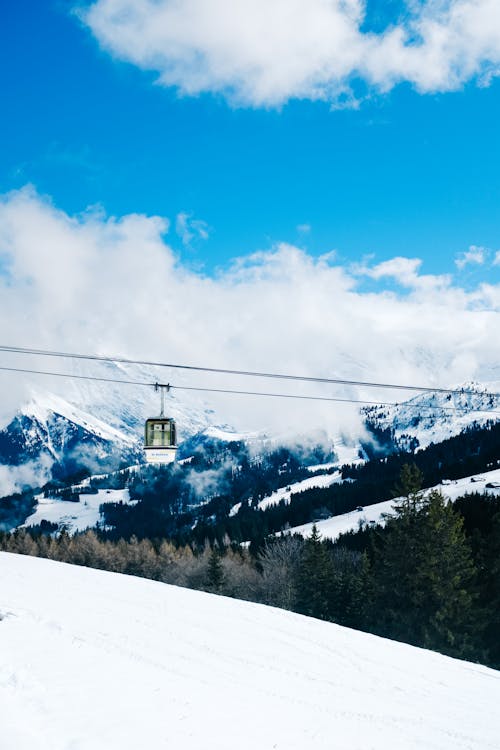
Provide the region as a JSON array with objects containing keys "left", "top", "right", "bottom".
[
  {"left": 364, "top": 381, "right": 500, "bottom": 451},
  {"left": 2, "top": 552, "right": 499, "bottom": 750},
  {"left": 0, "top": 393, "right": 141, "bottom": 490},
  {"left": 0, "top": 361, "right": 219, "bottom": 494}
]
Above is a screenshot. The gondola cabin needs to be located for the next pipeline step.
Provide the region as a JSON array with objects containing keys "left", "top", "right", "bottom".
[{"left": 144, "top": 417, "right": 177, "bottom": 464}]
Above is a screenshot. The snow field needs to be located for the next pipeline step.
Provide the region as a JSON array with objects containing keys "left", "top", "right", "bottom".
[
  {"left": 22, "top": 488, "right": 134, "bottom": 534},
  {"left": 1, "top": 553, "right": 499, "bottom": 750}
]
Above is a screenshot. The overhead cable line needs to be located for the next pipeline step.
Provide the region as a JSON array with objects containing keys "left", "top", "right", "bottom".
[
  {"left": 0, "top": 365, "right": 147, "bottom": 387},
  {"left": 1, "top": 364, "right": 499, "bottom": 415},
  {"left": 0, "top": 344, "right": 498, "bottom": 399}
]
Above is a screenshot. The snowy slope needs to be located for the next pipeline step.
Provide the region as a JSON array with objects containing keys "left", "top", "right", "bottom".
[
  {"left": 229, "top": 473, "right": 342, "bottom": 516},
  {"left": 1, "top": 553, "right": 499, "bottom": 750},
  {"left": 257, "top": 471, "right": 344, "bottom": 510},
  {"left": 285, "top": 467, "right": 500, "bottom": 541},
  {"left": 22, "top": 488, "right": 134, "bottom": 534},
  {"left": 21, "top": 393, "right": 136, "bottom": 445}
]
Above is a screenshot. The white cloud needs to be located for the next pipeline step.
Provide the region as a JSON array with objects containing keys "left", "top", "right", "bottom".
[
  {"left": 493, "top": 250, "right": 500, "bottom": 266},
  {"left": 0, "top": 457, "right": 53, "bottom": 497},
  {"left": 353, "top": 256, "right": 452, "bottom": 292},
  {"left": 357, "top": 257, "right": 423, "bottom": 286},
  {"left": 175, "top": 212, "right": 210, "bottom": 245},
  {"left": 297, "top": 224, "right": 311, "bottom": 234},
  {"left": 455, "top": 245, "right": 487, "bottom": 270},
  {"left": 0, "top": 187, "right": 499, "bottom": 440},
  {"left": 81, "top": 0, "right": 500, "bottom": 106}
]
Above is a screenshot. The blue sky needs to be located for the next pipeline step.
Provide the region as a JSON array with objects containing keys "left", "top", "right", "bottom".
[{"left": 2, "top": 0, "right": 500, "bottom": 279}]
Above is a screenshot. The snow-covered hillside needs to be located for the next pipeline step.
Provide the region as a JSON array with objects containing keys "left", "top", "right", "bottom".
[
  {"left": 228, "top": 472, "right": 342, "bottom": 517},
  {"left": 285, "top": 467, "right": 500, "bottom": 541},
  {"left": 257, "top": 471, "right": 344, "bottom": 511},
  {"left": 1, "top": 553, "right": 499, "bottom": 750},
  {"left": 22, "top": 487, "right": 135, "bottom": 534}
]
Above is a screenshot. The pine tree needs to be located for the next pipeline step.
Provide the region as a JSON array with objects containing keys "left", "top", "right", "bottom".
[
  {"left": 330, "top": 550, "right": 373, "bottom": 630},
  {"left": 373, "top": 487, "right": 477, "bottom": 658},
  {"left": 294, "top": 525, "right": 334, "bottom": 621},
  {"left": 414, "top": 491, "right": 477, "bottom": 655},
  {"left": 206, "top": 547, "right": 224, "bottom": 594},
  {"left": 479, "top": 512, "right": 500, "bottom": 667},
  {"left": 392, "top": 462, "right": 425, "bottom": 515}
]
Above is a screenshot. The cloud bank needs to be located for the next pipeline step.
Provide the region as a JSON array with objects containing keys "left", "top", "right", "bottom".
[
  {"left": 81, "top": 0, "right": 500, "bottom": 106},
  {"left": 0, "top": 186, "right": 499, "bottom": 439}
]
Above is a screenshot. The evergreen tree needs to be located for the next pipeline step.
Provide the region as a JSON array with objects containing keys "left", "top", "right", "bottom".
[
  {"left": 329, "top": 550, "right": 373, "bottom": 630},
  {"left": 294, "top": 525, "right": 334, "bottom": 621},
  {"left": 206, "top": 547, "right": 224, "bottom": 594},
  {"left": 479, "top": 512, "right": 500, "bottom": 667},
  {"left": 372, "top": 487, "right": 477, "bottom": 658},
  {"left": 392, "top": 462, "right": 424, "bottom": 514},
  {"left": 416, "top": 490, "right": 478, "bottom": 655}
]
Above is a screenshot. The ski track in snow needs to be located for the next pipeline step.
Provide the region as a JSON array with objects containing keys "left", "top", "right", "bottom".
[{"left": 1, "top": 552, "right": 499, "bottom": 750}]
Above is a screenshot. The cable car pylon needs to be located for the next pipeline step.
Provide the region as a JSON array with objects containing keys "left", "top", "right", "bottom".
[{"left": 144, "top": 383, "right": 178, "bottom": 464}]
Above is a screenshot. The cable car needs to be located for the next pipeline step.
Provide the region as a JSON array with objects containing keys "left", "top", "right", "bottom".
[{"left": 144, "top": 384, "right": 178, "bottom": 464}]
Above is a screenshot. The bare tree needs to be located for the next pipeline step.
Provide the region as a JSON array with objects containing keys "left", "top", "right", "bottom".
[{"left": 258, "top": 535, "right": 303, "bottom": 610}]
